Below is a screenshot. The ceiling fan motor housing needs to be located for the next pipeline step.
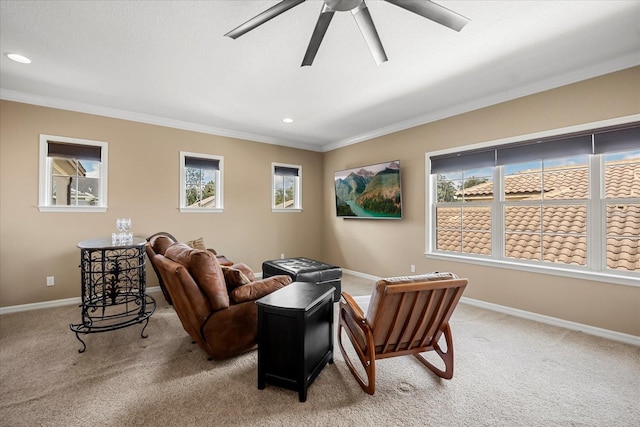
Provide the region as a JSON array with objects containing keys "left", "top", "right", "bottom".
[{"left": 325, "top": 0, "right": 364, "bottom": 12}]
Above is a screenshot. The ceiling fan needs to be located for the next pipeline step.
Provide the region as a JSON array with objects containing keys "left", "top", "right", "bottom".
[{"left": 225, "top": 0, "right": 469, "bottom": 66}]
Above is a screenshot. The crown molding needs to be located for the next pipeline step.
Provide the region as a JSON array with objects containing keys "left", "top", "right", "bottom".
[
  {"left": 3, "top": 52, "right": 638, "bottom": 154},
  {"left": 0, "top": 89, "right": 323, "bottom": 152},
  {"left": 322, "top": 53, "right": 640, "bottom": 152}
]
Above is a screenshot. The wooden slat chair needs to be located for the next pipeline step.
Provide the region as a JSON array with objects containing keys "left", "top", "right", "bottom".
[{"left": 338, "top": 273, "right": 468, "bottom": 395}]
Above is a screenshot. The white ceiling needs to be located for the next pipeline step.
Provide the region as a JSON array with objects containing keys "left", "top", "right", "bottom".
[{"left": 1, "top": 1, "right": 639, "bottom": 152}]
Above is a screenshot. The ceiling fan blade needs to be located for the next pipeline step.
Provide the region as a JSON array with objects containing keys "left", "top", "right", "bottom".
[
  {"left": 352, "top": 1, "right": 388, "bottom": 65},
  {"left": 384, "top": 0, "right": 469, "bottom": 32},
  {"left": 225, "top": 0, "right": 306, "bottom": 39},
  {"left": 301, "top": 5, "right": 335, "bottom": 67}
]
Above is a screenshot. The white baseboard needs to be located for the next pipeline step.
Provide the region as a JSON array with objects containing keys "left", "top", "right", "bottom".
[
  {"left": 0, "top": 286, "right": 163, "bottom": 315},
  {"left": 460, "top": 296, "right": 640, "bottom": 346},
  {"left": 2, "top": 277, "right": 638, "bottom": 346},
  {"left": 342, "top": 268, "right": 380, "bottom": 281},
  {"left": 0, "top": 296, "right": 82, "bottom": 314}
]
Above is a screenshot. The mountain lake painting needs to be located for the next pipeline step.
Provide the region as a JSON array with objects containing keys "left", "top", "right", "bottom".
[{"left": 334, "top": 160, "right": 402, "bottom": 219}]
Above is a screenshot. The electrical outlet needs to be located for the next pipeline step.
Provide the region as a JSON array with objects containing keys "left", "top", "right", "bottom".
[
  {"left": 280, "top": 253, "right": 285, "bottom": 259},
  {"left": 46, "top": 276, "right": 55, "bottom": 286},
  {"left": 410, "top": 265, "right": 416, "bottom": 273}
]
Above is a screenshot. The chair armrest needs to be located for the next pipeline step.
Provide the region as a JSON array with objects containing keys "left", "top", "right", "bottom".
[
  {"left": 203, "top": 248, "right": 234, "bottom": 266},
  {"left": 230, "top": 262, "right": 256, "bottom": 282},
  {"left": 340, "top": 292, "right": 373, "bottom": 356},
  {"left": 216, "top": 256, "right": 234, "bottom": 266},
  {"left": 340, "top": 292, "right": 366, "bottom": 324},
  {"left": 229, "top": 275, "right": 292, "bottom": 303}
]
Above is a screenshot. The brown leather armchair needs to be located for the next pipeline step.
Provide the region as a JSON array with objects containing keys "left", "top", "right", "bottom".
[
  {"left": 146, "top": 232, "right": 234, "bottom": 305},
  {"left": 338, "top": 273, "right": 467, "bottom": 394},
  {"left": 146, "top": 235, "right": 292, "bottom": 360}
]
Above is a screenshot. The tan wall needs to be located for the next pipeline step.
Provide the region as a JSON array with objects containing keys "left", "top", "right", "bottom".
[
  {"left": 2, "top": 67, "right": 639, "bottom": 336},
  {"left": 0, "top": 101, "right": 324, "bottom": 307},
  {"left": 322, "top": 66, "right": 640, "bottom": 336}
]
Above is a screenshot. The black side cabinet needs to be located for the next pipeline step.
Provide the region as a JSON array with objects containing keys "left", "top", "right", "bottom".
[{"left": 256, "top": 282, "right": 335, "bottom": 402}]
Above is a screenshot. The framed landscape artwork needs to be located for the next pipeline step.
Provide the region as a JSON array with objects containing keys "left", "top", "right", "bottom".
[{"left": 334, "top": 160, "right": 403, "bottom": 219}]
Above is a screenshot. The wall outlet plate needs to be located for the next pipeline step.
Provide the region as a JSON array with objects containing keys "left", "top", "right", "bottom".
[{"left": 46, "top": 276, "right": 55, "bottom": 286}]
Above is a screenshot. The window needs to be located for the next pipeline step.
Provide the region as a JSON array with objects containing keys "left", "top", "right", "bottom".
[
  {"left": 604, "top": 150, "right": 640, "bottom": 272},
  {"left": 427, "top": 121, "right": 640, "bottom": 285},
  {"left": 435, "top": 168, "right": 493, "bottom": 255},
  {"left": 502, "top": 155, "right": 589, "bottom": 265},
  {"left": 38, "top": 134, "right": 108, "bottom": 212},
  {"left": 179, "top": 152, "right": 223, "bottom": 213},
  {"left": 272, "top": 163, "right": 302, "bottom": 212}
]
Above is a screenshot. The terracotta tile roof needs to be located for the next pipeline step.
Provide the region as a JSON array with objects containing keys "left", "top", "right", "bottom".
[
  {"left": 606, "top": 162, "right": 640, "bottom": 198},
  {"left": 459, "top": 166, "right": 590, "bottom": 200},
  {"left": 438, "top": 159, "right": 639, "bottom": 271}
]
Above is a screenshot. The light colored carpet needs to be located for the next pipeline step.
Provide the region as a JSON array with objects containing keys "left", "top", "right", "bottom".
[{"left": 1, "top": 290, "right": 638, "bottom": 426}]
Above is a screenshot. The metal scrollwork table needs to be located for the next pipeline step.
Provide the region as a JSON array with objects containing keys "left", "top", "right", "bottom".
[{"left": 69, "top": 237, "right": 156, "bottom": 353}]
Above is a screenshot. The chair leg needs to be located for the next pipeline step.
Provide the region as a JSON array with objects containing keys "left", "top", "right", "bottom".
[
  {"left": 414, "top": 323, "right": 454, "bottom": 380},
  {"left": 337, "top": 321, "right": 376, "bottom": 395}
]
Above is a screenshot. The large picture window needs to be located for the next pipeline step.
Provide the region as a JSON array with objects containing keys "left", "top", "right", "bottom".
[
  {"left": 38, "top": 134, "right": 108, "bottom": 212},
  {"left": 179, "top": 152, "right": 223, "bottom": 213},
  {"left": 427, "top": 121, "right": 639, "bottom": 285}
]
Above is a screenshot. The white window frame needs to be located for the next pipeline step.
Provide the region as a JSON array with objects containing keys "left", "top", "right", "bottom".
[
  {"left": 502, "top": 159, "right": 590, "bottom": 267},
  {"left": 271, "top": 162, "right": 302, "bottom": 212},
  {"left": 425, "top": 115, "right": 640, "bottom": 287},
  {"left": 433, "top": 170, "right": 494, "bottom": 257},
  {"left": 38, "top": 134, "right": 108, "bottom": 213},
  {"left": 179, "top": 151, "right": 224, "bottom": 213}
]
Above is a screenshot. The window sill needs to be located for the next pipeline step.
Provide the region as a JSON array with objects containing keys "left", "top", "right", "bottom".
[
  {"left": 272, "top": 208, "right": 303, "bottom": 213},
  {"left": 179, "top": 207, "right": 223, "bottom": 214},
  {"left": 425, "top": 251, "right": 639, "bottom": 287},
  {"left": 38, "top": 206, "right": 107, "bottom": 213}
]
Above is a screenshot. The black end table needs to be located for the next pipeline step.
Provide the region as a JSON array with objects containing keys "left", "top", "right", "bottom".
[{"left": 256, "top": 281, "right": 335, "bottom": 402}]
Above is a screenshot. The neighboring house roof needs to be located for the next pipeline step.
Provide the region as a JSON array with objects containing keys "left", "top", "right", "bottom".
[
  {"left": 188, "top": 195, "right": 216, "bottom": 208},
  {"left": 274, "top": 199, "right": 296, "bottom": 209},
  {"left": 438, "top": 159, "right": 639, "bottom": 271}
]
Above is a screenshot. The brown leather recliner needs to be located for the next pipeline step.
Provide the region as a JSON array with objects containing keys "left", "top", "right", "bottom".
[
  {"left": 146, "top": 232, "right": 234, "bottom": 305},
  {"left": 146, "top": 235, "right": 292, "bottom": 360}
]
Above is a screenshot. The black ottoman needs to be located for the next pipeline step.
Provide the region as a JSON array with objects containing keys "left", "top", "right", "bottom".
[{"left": 262, "top": 257, "right": 342, "bottom": 302}]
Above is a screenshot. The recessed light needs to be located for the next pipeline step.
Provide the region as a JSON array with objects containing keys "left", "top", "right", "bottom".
[
  {"left": 282, "top": 118, "right": 294, "bottom": 124},
  {"left": 5, "top": 53, "right": 31, "bottom": 64}
]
